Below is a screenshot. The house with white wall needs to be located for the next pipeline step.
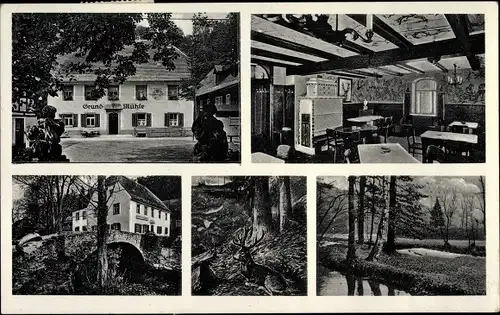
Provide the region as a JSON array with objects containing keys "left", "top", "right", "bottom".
[{"left": 72, "top": 176, "right": 172, "bottom": 236}]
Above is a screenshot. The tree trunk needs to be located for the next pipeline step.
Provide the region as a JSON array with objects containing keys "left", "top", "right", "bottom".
[
  {"left": 251, "top": 177, "right": 274, "bottom": 241},
  {"left": 357, "top": 176, "right": 366, "bottom": 244},
  {"left": 368, "top": 280, "right": 382, "bottom": 296},
  {"left": 369, "top": 177, "right": 376, "bottom": 246},
  {"left": 384, "top": 176, "right": 397, "bottom": 253},
  {"left": 96, "top": 176, "right": 108, "bottom": 289},
  {"left": 366, "top": 177, "right": 388, "bottom": 261},
  {"left": 345, "top": 273, "right": 356, "bottom": 296},
  {"left": 346, "top": 176, "right": 357, "bottom": 262},
  {"left": 356, "top": 278, "right": 364, "bottom": 296},
  {"left": 279, "top": 176, "right": 292, "bottom": 232}
]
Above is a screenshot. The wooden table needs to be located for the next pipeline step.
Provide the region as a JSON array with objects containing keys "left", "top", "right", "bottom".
[
  {"left": 449, "top": 121, "right": 479, "bottom": 129},
  {"left": 251, "top": 152, "right": 285, "bottom": 164},
  {"left": 420, "top": 130, "right": 478, "bottom": 162},
  {"left": 357, "top": 143, "right": 420, "bottom": 163},
  {"left": 347, "top": 115, "right": 383, "bottom": 124}
]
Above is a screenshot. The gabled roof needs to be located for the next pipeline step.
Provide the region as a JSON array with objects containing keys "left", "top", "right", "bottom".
[
  {"left": 56, "top": 42, "right": 190, "bottom": 82},
  {"left": 195, "top": 64, "right": 240, "bottom": 97},
  {"left": 107, "top": 176, "right": 169, "bottom": 212}
]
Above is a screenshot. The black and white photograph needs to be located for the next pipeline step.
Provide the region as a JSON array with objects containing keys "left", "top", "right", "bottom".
[
  {"left": 12, "top": 12, "right": 240, "bottom": 163},
  {"left": 12, "top": 175, "right": 182, "bottom": 295},
  {"left": 191, "top": 176, "right": 307, "bottom": 296},
  {"left": 251, "top": 14, "right": 485, "bottom": 163},
  {"left": 317, "top": 176, "right": 486, "bottom": 296}
]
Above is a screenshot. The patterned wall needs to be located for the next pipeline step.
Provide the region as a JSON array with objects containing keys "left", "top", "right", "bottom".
[{"left": 351, "top": 68, "right": 485, "bottom": 105}]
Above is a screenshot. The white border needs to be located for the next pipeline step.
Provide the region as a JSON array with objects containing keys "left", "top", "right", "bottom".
[{"left": 1, "top": 2, "right": 499, "bottom": 313}]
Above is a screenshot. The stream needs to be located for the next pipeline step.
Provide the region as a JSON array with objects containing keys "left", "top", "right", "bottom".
[{"left": 318, "top": 271, "right": 411, "bottom": 296}]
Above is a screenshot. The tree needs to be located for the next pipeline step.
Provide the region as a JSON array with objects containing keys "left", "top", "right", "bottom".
[
  {"left": 346, "top": 176, "right": 357, "bottom": 261},
  {"left": 316, "top": 182, "right": 347, "bottom": 243},
  {"left": 477, "top": 176, "right": 485, "bottom": 237},
  {"left": 366, "top": 176, "right": 388, "bottom": 261},
  {"left": 436, "top": 186, "right": 459, "bottom": 246},
  {"left": 12, "top": 13, "right": 183, "bottom": 115},
  {"left": 430, "top": 197, "right": 446, "bottom": 243},
  {"left": 279, "top": 176, "right": 292, "bottom": 232},
  {"left": 96, "top": 176, "right": 108, "bottom": 289},
  {"left": 179, "top": 13, "right": 239, "bottom": 100},
  {"left": 136, "top": 176, "right": 181, "bottom": 200},
  {"left": 357, "top": 176, "right": 367, "bottom": 244},
  {"left": 461, "top": 193, "right": 478, "bottom": 248},
  {"left": 384, "top": 176, "right": 397, "bottom": 253},
  {"left": 365, "top": 176, "right": 384, "bottom": 245},
  {"left": 251, "top": 177, "right": 274, "bottom": 241}
]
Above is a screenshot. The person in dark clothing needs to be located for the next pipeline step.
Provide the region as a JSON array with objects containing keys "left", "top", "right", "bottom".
[{"left": 192, "top": 103, "right": 229, "bottom": 162}]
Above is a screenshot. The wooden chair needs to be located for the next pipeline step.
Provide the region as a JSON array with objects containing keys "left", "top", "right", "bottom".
[
  {"left": 380, "top": 116, "right": 393, "bottom": 143},
  {"left": 326, "top": 128, "right": 345, "bottom": 163},
  {"left": 424, "top": 145, "right": 446, "bottom": 163},
  {"left": 444, "top": 140, "right": 471, "bottom": 163},
  {"left": 405, "top": 126, "right": 423, "bottom": 157},
  {"left": 343, "top": 148, "right": 359, "bottom": 163}
]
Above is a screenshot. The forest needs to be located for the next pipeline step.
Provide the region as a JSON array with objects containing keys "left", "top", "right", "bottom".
[
  {"left": 317, "top": 176, "right": 486, "bottom": 296},
  {"left": 12, "top": 175, "right": 181, "bottom": 295},
  {"left": 191, "top": 176, "right": 307, "bottom": 296}
]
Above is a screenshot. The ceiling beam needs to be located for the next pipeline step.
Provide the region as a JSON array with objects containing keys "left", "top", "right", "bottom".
[
  {"left": 445, "top": 14, "right": 481, "bottom": 70},
  {"left": 251, "top": 47, "right": 315, "bottom": 65},
  {"left": 327, "top": 71, "right": 367, "bottom": 79},
  {"left": 347, "top": 14, "right": 413, "bottom": 50},
  {"left": 344, "top": 69, "right": 383, "bottom": 78},
  {"left": 251, "top": 58, "right": 297, "bottom": 70},
  {"left": 288, "top": 33, "right": 485, "bottom": 75},
  {"left": 427, "top": 57, "right": 449, "bottom": 73},
  {"left": 395, "top": 62, "right": 425, "bottom": 74},
  {"left": 251, "top": 30, "right": 341, "bottom": 61},
  {"left": 376, "top": 67, "right": 404, "bottom": 76}
]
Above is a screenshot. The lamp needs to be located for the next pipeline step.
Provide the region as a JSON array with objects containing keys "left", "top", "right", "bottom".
[
  {"left": 447, "top": 64, "right": 463, "bottom": 86},
  {"left": 266, "top": 14, "right": 375, "bottom": 45},
  {"left": 363, "top": 99, "right": 368, "bottom": 110}
]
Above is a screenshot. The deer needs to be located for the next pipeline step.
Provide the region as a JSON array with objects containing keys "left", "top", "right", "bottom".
[{"left": 232, "top": 226, "right": 287, "bottom": 296}]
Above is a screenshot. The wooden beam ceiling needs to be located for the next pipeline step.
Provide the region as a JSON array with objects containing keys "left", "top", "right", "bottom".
[
  {"left": 428, "top": 57, "right": 449, "bottom": 73},
  {"left": 288, "top": 33, "right": 485, "bottom": 75},
  {"left": 251, "top": 58, "right": 297, "bottom": 70},
  {"left": 376, "top": 67, "right": 404, "bottom": 76},
  {"left": 445, "top": 14, "right": 481, "bottom": 70},
  {"left": 251, "top": 30, "right": 341, "bottom": 60},
  {"left": 347, "top": 14, "right": 413, "bottom": 50},
  {"left": 395, "top": 62, "right": 425, "bottom": 74},
  {"left": 251, "top": 47, "right": 315, "bottom": 65},
  {"left": 344, "top": 69, "right": 383, "bottom": 78}
]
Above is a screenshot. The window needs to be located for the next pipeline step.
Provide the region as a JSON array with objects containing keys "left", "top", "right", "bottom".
[
  {"left": 136, "top": 85, "right": 148, "bottom": 100},
  {"left": 63, "top": 85, "right": 74, "bottom": 101},
  {"left": 412, "top": 78, "right": 438, "bottom": 116},
  {"left": 108, "top": 86, "right": 119, "bottom": 101},
  {"left": 135, "top": 224, "right": 142, "bottom": 233},
  {"left": 143, "top": 224, "right": 149, "bottom": 233},
  {"left": 144, "top": 207, "right": 148, "bottom": 216},
  {"left": 111, "top": 223, "right": 121, "bottom": 231},
  {"left": 62, "top": 114, "right": 74, "bottom": 127},
  {"left": 152, "top": 209, "right": 155, "bottom": 218},
  {"left": 137, "top": 113, "right": 147, "bottom": 126},
  {"left": 150, "top": 225, "right": 154, "bottom": 232},
  {"left": 86, "top": 114, "right": 96, "bottom": 127},
  {"left": 82, "top": 211, "right": 87, "bottom": 220},
  {"left": 75, "top": 212, "right": 80, "bottom": 220},
  {"left": 136, "top": 204, "right": 140, "bottom": 214},
  {"left": 215, "top": 96, "right": 223, "bottom": 106},
  {"left": 169, "top": 113, "right": 179, "bottom": 126},
  {"left": 75, "top": 227, "right": 80, "bottom": 232},
  {"left": 168, "top": 85, "right": 179, "bottom": 100},
  {"left": 157, "top": 226, "right": 162, "bottom": 234},
  {"left": 113, "top": 203, "right": 120, "bottom": 215},
  {"left": 158, "top": 210, "right": 161, "bottom": 219},
  {"left": 82, "top": 226, "right": 88, "bottom": 231},
  {"left": 226, "top": 93, "right": 231, "bottom": 105},
  {"left": 84, "top": 85, "right": 99, "bottom": 101}
]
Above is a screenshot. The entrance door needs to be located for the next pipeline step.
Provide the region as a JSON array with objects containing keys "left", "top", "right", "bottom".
[
  {"left": 14, "top": 118, "right": 25, "bottom": 147},
  {"left": 108, "top": 112, "right": 118, "bottom": 134}
]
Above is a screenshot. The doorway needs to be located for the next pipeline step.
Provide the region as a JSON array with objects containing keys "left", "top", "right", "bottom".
[
  {"left": 14, "top": 118, "right": 25, "bottom": 147},
  {"left": 108, "top": 112, "right": 119, "bottom": 135}
]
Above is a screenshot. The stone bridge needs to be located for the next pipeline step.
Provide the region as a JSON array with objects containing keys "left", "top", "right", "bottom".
[{"left": 56, "top": 230, "right": 180, "bottom": 271}]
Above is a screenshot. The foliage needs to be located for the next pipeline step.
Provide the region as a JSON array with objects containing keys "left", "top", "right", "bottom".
[
  {"left": 179, "top": 13, "right": 239, "bottom": 100},
  {"left": 316, "top": 182, "right": 347, "bottom": 242},
  {"left": 136, "top": 176, "right": 182, "bottom": 200},
  {"left": 430, "top": 198, "right": 445, "bottom": 234},
  {"left": 12, "top": 13, "right": 183, "bottom": 113}
]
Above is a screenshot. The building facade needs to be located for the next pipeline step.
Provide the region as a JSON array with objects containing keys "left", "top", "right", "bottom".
[
  {"left": 50, "top": 45, "right": 194, "bottom": 137},
  {"left": 72, "top": 176, "right": 172, "bottom": 236},
  {"left": 195, "top": 63, "right": 240, "bottom": 141}
]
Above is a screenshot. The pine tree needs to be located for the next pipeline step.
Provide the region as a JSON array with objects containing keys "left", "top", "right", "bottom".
[{"left": 430, "top": 197, "right": 445, "bottom": 242}]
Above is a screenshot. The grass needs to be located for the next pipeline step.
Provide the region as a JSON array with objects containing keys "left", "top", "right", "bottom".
[{"left": 318, "top": 242, "right": 486, "bottom": 296}]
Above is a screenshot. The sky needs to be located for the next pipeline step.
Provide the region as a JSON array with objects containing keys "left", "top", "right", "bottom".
[{"left": 138, "top": 13, "right": 230, "bottom": 36}]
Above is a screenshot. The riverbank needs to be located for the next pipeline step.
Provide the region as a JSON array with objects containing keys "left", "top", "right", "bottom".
[{"left": 318, "top": 243, "right": 485, "bottom": 295}]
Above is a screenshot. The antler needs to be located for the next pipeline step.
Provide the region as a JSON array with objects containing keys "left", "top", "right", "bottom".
[
  {"left": 248, "top": 231, "right": 266, "bottom": 251},
  {"left": 232, "top": 226, "right": 252, "bottom": 248}
]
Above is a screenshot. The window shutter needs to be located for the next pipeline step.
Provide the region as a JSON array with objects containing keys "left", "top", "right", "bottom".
[
  {"left": 81, "top": 114, "right": 87, "bottom": 127},
  {"left": 146, "top": 113, "right": 152, "bottom": 126},
  {"left": 403, "top": 88, "right": 411, "bottom": 117},
  {"left": 95, "top": 114, "right": 100, "bottom": 127},
  {"left": 179, "top": 113, "right": 184, "bottom": 127},
  {"left": 132, "top": 113, "right": 137, "bottom": 127},
  {"left": 164, "top": 113, "right": 169, "bottom": 126},
  {"left": 73, "top": 114, "right": 78, "bottom": 127}
]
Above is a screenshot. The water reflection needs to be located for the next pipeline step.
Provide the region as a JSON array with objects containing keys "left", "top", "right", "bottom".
[{"left": 319, "top": 271, "right": 410, "bottom": 296}]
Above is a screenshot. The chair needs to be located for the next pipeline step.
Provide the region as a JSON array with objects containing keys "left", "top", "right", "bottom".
[
  {"left": 359, "top": 109, "right": 374, "bottom": 116},
  {"left": 444, "top": 141, "right": 471, "bottom": 163},
  {"left": 363, "top": 133, "right": 384, "bottom": 144},
  {"left": 381, "top": 116, "right": 393, "bottom": 143},
  {"left": 424, "top": 145, "right": 446, "bottom": 163},
  {"left": 326, "top": 128, "right": 344, "bottom": 163},
  {"left": 343, "top": 148, "right": 359, "bottom": 163},
  {"left": 405, "top": 126, "right": 423, "bottom": 157}
]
